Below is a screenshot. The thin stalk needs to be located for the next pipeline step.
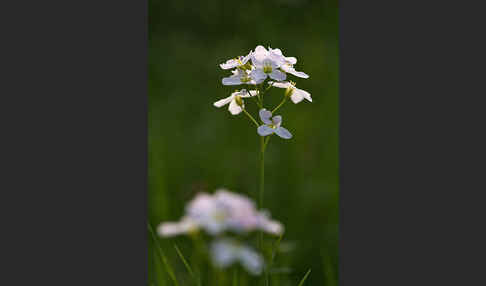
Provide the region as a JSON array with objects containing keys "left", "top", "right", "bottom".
[
  {"left": 243, "top": 109, "right": 259, "bottom": 127},
  {"left": 232, "top": 267, "right": 238, "bottom": 286},
  {"left": 272, "top": 96, "right": 288, "bottom": 113},
  {"left": 147, "top": 222, "right": 180, "bottom": 286}
]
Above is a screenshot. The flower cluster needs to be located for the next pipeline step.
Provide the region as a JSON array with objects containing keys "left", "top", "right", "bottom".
[
  {"left": 214, "top": 45, "right": 312, "bottom": 139},
  {"left": 158, "top": 189, "right": 283, "bottom": 275},
  {"left": 156, "top": 45, "right": 311, "bottom": 280}
]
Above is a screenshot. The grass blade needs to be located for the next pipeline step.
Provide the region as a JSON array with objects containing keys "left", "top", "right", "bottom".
[
  {"left": 148, "top": 222, "right": 180, "bottom": 286},
  {"left": 297, "top": 269, "right": 311, "bottom": 286},
  {"left": 266, "top": 233, "right": 284, "bottom": 286},
  {"left": 174, "top": 244, "right": 196, "bottom": 280}
]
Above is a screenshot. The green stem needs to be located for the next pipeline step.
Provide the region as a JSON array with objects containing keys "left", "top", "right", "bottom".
[
  {"left": 147, "top": 223, "right": 180, "bottom": 286},
  {"left": 259, "top": 136, "right": 265, "bottom": 209},
  {"left": 243, "top": 109, "right": 259, "bottom": 127},
  {"left": 272, "top": 96, "right": 288, "bottom": 113}
]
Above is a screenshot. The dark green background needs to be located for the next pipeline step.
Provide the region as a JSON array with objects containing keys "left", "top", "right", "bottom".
[{"left": 149, "top": 0, "right": 339, "bottom": 285}]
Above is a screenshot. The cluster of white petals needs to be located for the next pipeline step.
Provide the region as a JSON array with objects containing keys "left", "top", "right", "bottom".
[
  {"left": 158, "top": 189, "right": 283, "bottom": 237},
  {"left": 213, "top": 89, "right": 258, "bottom": 115},
  {"left": 215, "top": 45, "right": 311, "bottom": 116}
]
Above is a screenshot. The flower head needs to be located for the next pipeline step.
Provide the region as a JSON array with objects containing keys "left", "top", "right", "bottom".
[
  {"left": 220, "top": 51, "right": 253, "bottom": 70},
  {"left": 157, "top": 189, "right": 283, "bottom": 237},
  {"left": 269, "top": 81, "right": 312, "bottom": 104},
  {"left": 249, "top": 46, "right": 287, "bottom": 82},
  {"left": 213, "top": 89, "right": 257, "bottom": 115},
  {"left": 257, "top": 109, "right": 292, "bottom": 139}
]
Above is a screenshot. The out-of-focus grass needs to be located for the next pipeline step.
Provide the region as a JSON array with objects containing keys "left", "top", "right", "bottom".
[{"left": 148, "top": 0, "right": 339, "bottom": 285}]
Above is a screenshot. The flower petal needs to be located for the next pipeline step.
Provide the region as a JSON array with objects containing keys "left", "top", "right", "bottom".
[
  {"left": 290, "top": 91, "right": 305, "bottom": 104},
  {"left": 222, "top": 75, "right": 242, "bottom": 85},
  {"left": 228, "top": 100, "right": 243, "bottom": 115},
  {"left": 259, "top": 109, "right": 272, "bottom": 124},
  {"left": 272, "top": 115, "right": 282, "bottom": 126},
  {"left": 157, "top": 218, "right": 197, "bottom": 237},
  {"left": 274, "top": 126, "right": 292, "bottom": 139},
  {"left": 238, "top": 246, "right": 263, "bottom": 275},
  {"left": 250, "top": 69, "right": 267, "bottom": 84},
  {"left": 220, "top": 58, "right": 238, "bottom": 70},
  {"left": 285, "top": 56, "right": 297, "bottom": 64},
  {"left": 269, "top": 69, "right": 287, "bottom": 81},
  {"left": 213, "top": 95, "right": 234, "bottom": 107},
  {"left": 295, "top": 88, "right": 312, "bottom": 102},
  {"left": 269, "top": 81, "right": 291, "bottom": 89},
  {"left": 289, "top": 69, "right": 309, "bottom": 79},
  {"left": 211, "top": 239, "right": 238, "bottom": 268},
  {"left": 247, "top": 90, "right": 259, "bottom": 97},
  {"left": 257, "top": 125, "right": 274, "bottom": 136}
]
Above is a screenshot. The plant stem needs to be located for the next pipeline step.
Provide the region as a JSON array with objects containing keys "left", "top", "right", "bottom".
[
  {"left": 272, "top": 96, "right": 288, "bottom": 113},
  {"left": 147, "top": 222, "right": 180, "bottom": 286},
  {"left": 259, "top": 136, "right": 265, "bottom": 209},
  {"left": 243, "top": 109, "right": 259, "bottom": 127}
]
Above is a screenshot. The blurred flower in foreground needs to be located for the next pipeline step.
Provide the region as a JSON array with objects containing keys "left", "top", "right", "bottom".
[
  {"left": 269, "top": 81, "right": 312, "bottom": 104},
  {"left": 257, "top": 109, "right": 292, "bottom": 139},
  {"left": 213, "top": 89, "right": 258, "bottom": 115},
  {"left": 211, "top": 238, "right": 263, "bottom": 275},
  {"left": 157, "top": 189, "right": 283, "bottom": 237}
]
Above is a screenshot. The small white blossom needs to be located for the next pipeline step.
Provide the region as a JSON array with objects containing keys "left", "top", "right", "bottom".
[
  {"left": 269, "top": 81, "right": 312, "bottom": 104},
  {"left": 213, "top": 89, "right": 258, "bottom": 115},
  {"left": 250, "top": 45, "right": 287, "bottom": 82},
  {"left": 269, "top": 48, "right": 309, "bottom": 79},
  {"left": 220, "top": 51, "right": 253, "bottom": 70},
  {"left": 222, "top": 69, "right": 261, "bottom": 85},
  {"left": 257, "top": 109, "right": 292, "bottom": 139},
  {"left": 210, "top": 238, "right": 263, "bottom": 275},
  {"left": 157, "top": 189, "right": 284, "bottom": 237}
]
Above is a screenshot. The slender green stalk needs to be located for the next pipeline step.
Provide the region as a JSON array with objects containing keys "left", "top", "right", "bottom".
[
  {"left": 147, "top": 223, "right": 180, "bottom": 286},
  {"left": 243, "top": 109, "right": 259, "bottom": 127},
  {"left": 259, "top": 136, "right": 265, "bottom": 209},
  {"left": 232, "top": 267, "right": 238, "bottom": 286},
  {"left": 272, "top": 96, "right": 288, "bottom": 113},
  {"left": 297, "top": 269, "right": 312, "bottom": 286},
  {"left": 174, "top": 244, "right": 201, "bottom": 286}
]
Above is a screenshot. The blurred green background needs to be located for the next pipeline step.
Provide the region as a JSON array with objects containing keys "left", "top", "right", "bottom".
[{"left": 148, "top": 0, "right": 339, "bottom": 285}]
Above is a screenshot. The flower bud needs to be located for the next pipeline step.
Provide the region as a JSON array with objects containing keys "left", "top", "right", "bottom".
[
  {"left": 284, "top": 86, "right": 294, "bottom": 98},
  {"left": 235, "top": 95, "right": 244, "bottom": 106}
]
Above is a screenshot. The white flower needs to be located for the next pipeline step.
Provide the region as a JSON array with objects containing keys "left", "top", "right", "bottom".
[
  {"left": 222, "top": 69, "right": 261, "bottom": 85},
  {"left": 213, "top": 89, "right": 258, "bottom": 115},
  {"left": 157, "top": 216, "right": 197, "bottom": 237},
  {"left": 220, "top": 51, "right": 253, "bottom": 70},
  {"left": 211, "top": 238, "right": 263, "bottom": 275},
  {"left": 269, "top": 48, "right": 309, "bottom": 79},
  {"left": 157, "top": 189, "right": 284, "bottom": 237},
  {"left": 257, "top": 109, "right": 292, "bottom": 139},
  {"left": 269, "top": 81, "right": 312, "bottom": 104},
  {"left": 250, "top": 45, "right": 287, "bottom": 82}
]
